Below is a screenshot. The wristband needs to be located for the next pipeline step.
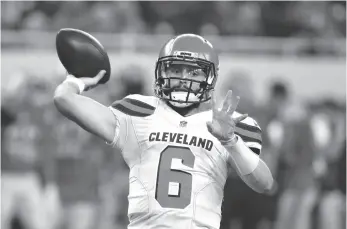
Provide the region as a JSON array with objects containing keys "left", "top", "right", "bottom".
[
  {"left": 64, "top": 76, "right": 86, "bottom": 94},
  {"left": 220, "top": 134, "right": 238, "bottom": 146}
]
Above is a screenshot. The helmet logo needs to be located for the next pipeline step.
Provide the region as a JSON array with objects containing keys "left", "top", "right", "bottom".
[{"left": 173, "top": 51, "right": 199, "bottom": 58}]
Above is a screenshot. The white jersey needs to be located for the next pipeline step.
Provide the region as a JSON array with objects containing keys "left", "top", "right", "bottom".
[{"left": 108, "top": 94, "right": 262, "bottom": 229}]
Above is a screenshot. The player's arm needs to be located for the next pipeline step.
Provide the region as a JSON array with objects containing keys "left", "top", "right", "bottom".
[
  {"left": 224, "top": 136, "right": 274, "bottom": 194},
  {"left": 53, "top": 71, "right": 117, "bottom": 144},
  {"left": 207, "top": 90, "right": 274, "bottom": 193}
]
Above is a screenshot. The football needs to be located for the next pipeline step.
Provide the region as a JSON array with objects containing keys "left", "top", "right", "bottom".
[{"left": 56, "top": 28, "right": 111, "bottom": 84}]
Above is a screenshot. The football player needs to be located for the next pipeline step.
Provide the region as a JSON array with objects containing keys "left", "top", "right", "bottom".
[{"left": 54, "top": 34, "right": 274, "bottom": 229}]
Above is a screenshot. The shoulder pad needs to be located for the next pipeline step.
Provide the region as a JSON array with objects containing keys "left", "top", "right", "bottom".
[{"left": 111, "top": 94, "right": 158, "bottom": 117}]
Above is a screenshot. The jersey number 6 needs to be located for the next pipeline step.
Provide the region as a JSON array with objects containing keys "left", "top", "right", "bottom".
[{"left": 155, "top": 146, "right": 195, "bottom": 209}]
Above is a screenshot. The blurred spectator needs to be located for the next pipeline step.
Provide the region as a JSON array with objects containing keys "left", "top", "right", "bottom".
[
  {"left": 266, "top": 81, "right": 319, "bottom": 229},
  {"left": 54, "top": 117, "right": 103, "bottom": 229},
  {"left": 257, "top": 80, "right": 290, "bottom": 186},
  {"left": 2, "top": 107, "right": 36, "bottom": 229},
  {"left": 329, "top": 2, "right": 346, "bottom": 36},
  {"left": 337, "top": 140, "right": 346, "bottom": 229},
  {"left": 1, "top": 1, "right": 36, "bottom": 29},
  {"left": 154, "top": 21, "right": 175, "bottom": 35},
  {"left": 107, "top": 65, "right": 147, "bottom": 102},
  {"left": 237, "top": 2, "right": 263, "bottom": 35},
  {"left": 139, "top": 1, "right": 215, "bottom": 34},
  {"left": 22, "top": 10, "right": 49, "bottom": 30},
  {"left": 337, "top": 139, "right": 346, "bottom": 196},
  {"left": 309, "top": 100, "right": 346, "bottom": 229},
  {"left": 200, "top": 23, "right": 220, "bottom": 36},
  {"left": 293, "top": 2, "right": 345, "bottom": 39},
  {"left": 213, "top": 1, "right": 240, "bottom": 35},
  {"left": 50, "top": 2, "right": 95, "bottom": 32},
  {"left": 1, "top": 76, "right": 58, "bottom": 229},
  {"left": 1, "top": 106, "right": 16, "bottom": 137},
  {"left": 28, "top": 77, "right": 61, "bottom": 229},
  {"left": 1, "top": 105, "right": 17, "bottom": 182},
  {"left": 2, "top": 1, "right": 345, "bottom": 39},
  {"left": 220, "top": 70, "right": 256, "bottom": 114}
]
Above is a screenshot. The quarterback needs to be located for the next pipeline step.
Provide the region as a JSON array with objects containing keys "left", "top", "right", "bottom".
[{"left": 54, "top": 34, "right": 274, "bottom": 229}]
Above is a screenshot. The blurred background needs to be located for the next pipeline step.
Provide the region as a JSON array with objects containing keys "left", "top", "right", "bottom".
[{"left": 1, "top": 1, "right": 346, "bottom": 229}]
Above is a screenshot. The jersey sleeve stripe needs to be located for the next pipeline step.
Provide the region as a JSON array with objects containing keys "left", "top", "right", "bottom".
[
  {"left": 249, "top": 147, "right": 260, "bottom": 155},
  {"left": 237, "top": 137, "right": 261, "bottom": 155},
  {"left": 235, "top": 127, "right": 262, "bottom": 143},
  {"left": 244, "top": 141, "right": 262, "bottom": 155},
  {"left": 236, "top": 122, "right": 261, "bottom": 133},
  {"left": 121, "top": 100, "right": 155, "bottom": 114},
  {"left": 111, "top": 101, "right": 154, "bottom": 117},
  {"left": 245, "top": 141, "right": 262, "bottom": 149},
  {"left": 123, "top": 98, "right": 156, "bottom": 110},
  {"left": 235, "top": 133, "right": 262, "bottom": 144}
]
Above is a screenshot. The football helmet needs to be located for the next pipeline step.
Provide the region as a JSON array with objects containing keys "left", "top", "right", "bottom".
[{"left": 154, "top": 34, "right": 219, "bottom": 107}]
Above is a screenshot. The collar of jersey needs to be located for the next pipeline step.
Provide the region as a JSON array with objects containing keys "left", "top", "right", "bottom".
[{"left": 158, "top": 99, "right": 212, "bottom": 126}]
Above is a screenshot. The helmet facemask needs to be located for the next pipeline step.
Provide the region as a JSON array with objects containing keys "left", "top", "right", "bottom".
[{"left": 155, "top": 54, "right": 218, "bottom": 108}]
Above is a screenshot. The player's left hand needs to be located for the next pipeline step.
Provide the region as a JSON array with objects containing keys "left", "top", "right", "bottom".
[{"left": 206, "top": 90, "right": 248, "bottom": 145}]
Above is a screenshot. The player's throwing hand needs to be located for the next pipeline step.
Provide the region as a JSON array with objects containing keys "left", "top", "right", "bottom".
[
  {"left": 206, "top": 90, "right": 248, "bottom": 145},
  {"left": 66, "top": 70, "right": 106, "bottom": 92}
]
